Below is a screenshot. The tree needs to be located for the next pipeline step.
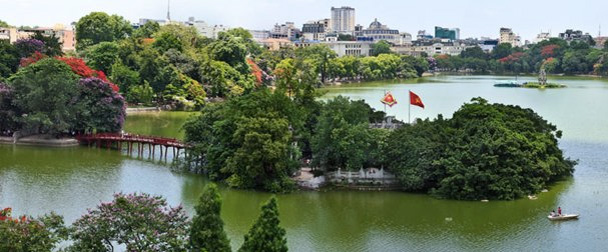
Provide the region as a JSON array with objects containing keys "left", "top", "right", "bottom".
[
  {"left": 311, "top": 96, "right": 388, "bottom": 171},
  {"left": 0, "top": 20, "right": 10, "bottom": 27},
  {"left": 126, "top": 82, "right": 154, "bottom": 105},
  {"left": 189, "top": 183, "right": 231, "bottom": 252},
  {"left": 153, "top": 31, "right": 184, "bottom": 53},
  {"left": 384, "top": 98, "right": 576, "bottom": 200},
  {"left": 370, "top": 40, "right": 392, "bottom": 56},
  {"left": 207, "top": 32, "right": 250, "bottom": 74},
  {"left": 183, "top": 89, "right": 300, "bottom": 192},
  {"left": 69, "top": 193, "right": 189, "bottom": 252},
  {"left": 238, "top": 197, "right": 288, "bottom": 252},
  {"left": 30, "top": 31, "right": 63, "bottom": 57},
  {"left": 110, "top": 61, "right": 140, "bottom": 92},
  {"left": 73, "top": 77, "right": 126, "bottom": 133},
  {"left": 0, "top": 210, "right": 68, "bottom": 252},
  {"left": 8, "top": 58, "right": 80, "bottom": 135},
  {"left": 133, "top": 21, "right": 160, "bottom": 38},
  {"left": 492, "top": 43, "right": 513, "bottom": 60},
  {"left": 85, "top": 41, "right": 120, "bottom": 74},
  {"left": 0, "top": 82, "right": 20, "bottom": 133},
  {"left": 401, "top": 55, "right": 429, "bottom": 77},
  {"left": 460, "top": 46, "right": 487, "bottom": 59},
  {"left": 0, "top": 40, "right": 19, "bottom": 78},
  {"left": 75, "top": 12, "right": 132, "bottom": 50},
  {"left": 296, "top": 45, "right": 337, "bottom": 83},
  {"left": 14, "top": 38, "right": 45, "bottom": 58}
]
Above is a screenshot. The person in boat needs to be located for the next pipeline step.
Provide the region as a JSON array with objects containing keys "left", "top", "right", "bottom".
[
  {"left": 550, "top": 210, "right": 556, "bottom": 217},
  {"left": 558, "top": 207, "right": 562, "bottom": 216}
]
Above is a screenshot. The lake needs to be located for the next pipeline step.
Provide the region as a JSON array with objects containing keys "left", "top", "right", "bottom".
[{"left": 1, "top": 75, "right": 608, "bottom": 251}]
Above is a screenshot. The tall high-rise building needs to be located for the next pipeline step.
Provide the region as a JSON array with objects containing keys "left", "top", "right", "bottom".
[{"left": 330, "top": 6, "right": 355, "bottom": 34}]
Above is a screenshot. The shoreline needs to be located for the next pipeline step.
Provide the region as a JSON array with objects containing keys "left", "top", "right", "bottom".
[{"left": 0, "top": 135, "right": 79, "bottom": 147}]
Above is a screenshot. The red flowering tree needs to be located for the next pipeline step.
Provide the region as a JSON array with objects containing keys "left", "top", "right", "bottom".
[
  {"left": 0, "top": 207, "right": 67, "bottom": 251},
  {"left": 17, "top": 53, "right": 119, "bottom": 92},
  {"left": 541, "top": 45, "right": 560, "bottom": 58},
  {"left": 56, "top": 57, "right": 119, "bottom": 92},
  {"left": 19, "top": 51, "right": 47, "bottom": 67}
]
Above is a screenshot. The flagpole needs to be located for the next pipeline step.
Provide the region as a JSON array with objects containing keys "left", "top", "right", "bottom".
[
  {"left": 408, "top": 89, "right": 411, "bottom": 124},
  {"left": 383, "top": 90, "right": 387, "bottom": 114}
]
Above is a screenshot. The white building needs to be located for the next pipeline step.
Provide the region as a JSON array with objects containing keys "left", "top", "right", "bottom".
[
  {"left": 330, "top": 6, "right": 355, "bottom": 34},
  {"left": 322, "top": 41, "right": 372, "bottom": 57},
  {"left": 499, "top": 27, "right": 521, "bottom": 46},
  {"left": 399, "top": 33, "right": 413, "bottom": 46},
  {"left": 392, "top": 42, "right": 472, "bottom": 57},
  {"left": 249, "top": 30, "right": 271, "bottom": 42},
  {"left": 185, "top": 18, "right": 229, "bottom": 39},
  {"left": 360, "top": 18, "right": 400, "bottom": 44}
]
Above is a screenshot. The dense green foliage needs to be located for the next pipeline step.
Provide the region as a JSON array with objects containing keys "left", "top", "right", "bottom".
[
  {"left": 1, "top": 58, "right": 126, "bottom": 136},
  {"left": 312, "top": 96, "right": 388, "bottom": 171},
  {"left": 0, "top": 212, "right": 68, "bottom": 252},
  {"left": 2, "top": 192, "right": 290, "bottom": 251},
  {"left": 69, "top": 193, "right": 189, "bottom": 251},
  {"left": 183, "top": 89, "right": 300, "bottom": 192},
  {"left": 384, "top": 98, "right": 576, "bottom": 200},
  {"left": 0, "top": 40, "right": 20, "bottom": 78},
  {"left": 435, "top": 38, "right": 608, "bottom": 75},
  {"left": 189, "top": 183, "right": 231, "bottom": 252},
  {"left": 7, "top": 58, "right": 80, "bottom": 134},
  {"left": 238, "top": 197, "right": 288, "bottom": 252},
  {"left": 75, "top": 12, "right": 132, "bottom": 50}
]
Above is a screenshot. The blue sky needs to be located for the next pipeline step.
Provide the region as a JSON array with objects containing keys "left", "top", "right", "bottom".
[{"left": 1, "top": 0, "right": 606, "bottom": 41}]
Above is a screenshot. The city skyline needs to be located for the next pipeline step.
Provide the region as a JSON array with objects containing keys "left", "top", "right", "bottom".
[{"left": 1, "top": 0, "right": 607, "bottom": 41}]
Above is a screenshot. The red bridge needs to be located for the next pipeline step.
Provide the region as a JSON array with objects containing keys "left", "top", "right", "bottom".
[{"left": 76, "top": 133, "right": 193, "bottom": 161}]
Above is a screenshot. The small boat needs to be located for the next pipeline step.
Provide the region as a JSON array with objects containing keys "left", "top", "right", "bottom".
[{"left": 547, "top": 214, "right": 579, "bottom": 221}]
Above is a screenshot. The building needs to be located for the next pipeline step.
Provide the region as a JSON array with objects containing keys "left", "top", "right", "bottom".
[
  {"left": 260, "top": 38, "right": 293, "bottom": 51},
  {"left": 330, "top": 6, "right": 355, "bottom": 34},
  {"left": 138, "top": 18, "right": 168, "bottom": 26},
  {"left": 479, "top": 39, "right": 499, "bottom": 52},
  {"left": 399, "top": 33, "right": 413, "bottom": 46},
  {"left": 558, "top": 29, "right": 594, "bottom": 44},
  {"left": 499, "top": 27, "right": 521, "bottom": 46},
  {"left": 434, "top": 26, "right": 460, "bottom": 40},
  {"left": 393, "top": 41, "right": 472, "bottom": 57},
  {"left": 270, "top": 22, "right": 300, "bottom": 40},
  {"left": 417, "top": 30, "right": 433, "bottom": 40},
  {"left": 359, "top": 18, "right": 400, "bottom": 44},
  {"left": 0, "top": 27, "right": 18, "bottom": 43},
  {"left": 185, "top": 18, "right": 229, "bottom": 39},
  {"left": 249, "top": 30, "right": 271, "bottom": 42},
  {"left": 322, "top": 41, "right": 373, "bottom": 57},
  {"left": 535, "top": 31, "right": 551, "bottom": 43},
  {"left": 302, "top": 19, "right": 329, "bottom": 41},
  {"left": 10, "top": 25, "right": 76, "bottom": 52}
]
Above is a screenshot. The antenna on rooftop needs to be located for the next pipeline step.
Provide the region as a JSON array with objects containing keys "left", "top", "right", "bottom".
[{"left": 167, "top": 0, "right": 171, "bottom": 21}]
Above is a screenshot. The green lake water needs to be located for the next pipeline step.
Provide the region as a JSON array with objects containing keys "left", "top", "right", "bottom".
[{"left": 1, "top": 75, "right": 608, "bottom": 251}]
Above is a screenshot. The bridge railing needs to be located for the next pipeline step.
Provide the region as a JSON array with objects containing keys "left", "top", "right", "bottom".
[{"left": 76, "top": 133, "right": 190, "bottom": 148}]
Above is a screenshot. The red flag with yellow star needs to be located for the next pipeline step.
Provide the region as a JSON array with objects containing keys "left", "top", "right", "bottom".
[
  {"left": 409, "top": 91, "right": 424, "bottom": 109},
  {"left": 381, "top": 92, "right": 397, "bottom": 107}
]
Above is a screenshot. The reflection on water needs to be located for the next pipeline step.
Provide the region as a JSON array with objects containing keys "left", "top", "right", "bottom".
[{"left": 1, "top": 76, "right": 608, "bottom": 251}]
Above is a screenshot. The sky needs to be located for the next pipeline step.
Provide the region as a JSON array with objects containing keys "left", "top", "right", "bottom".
[{"left": 1, "top": 0, "right": 607, "bottom": 41}]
